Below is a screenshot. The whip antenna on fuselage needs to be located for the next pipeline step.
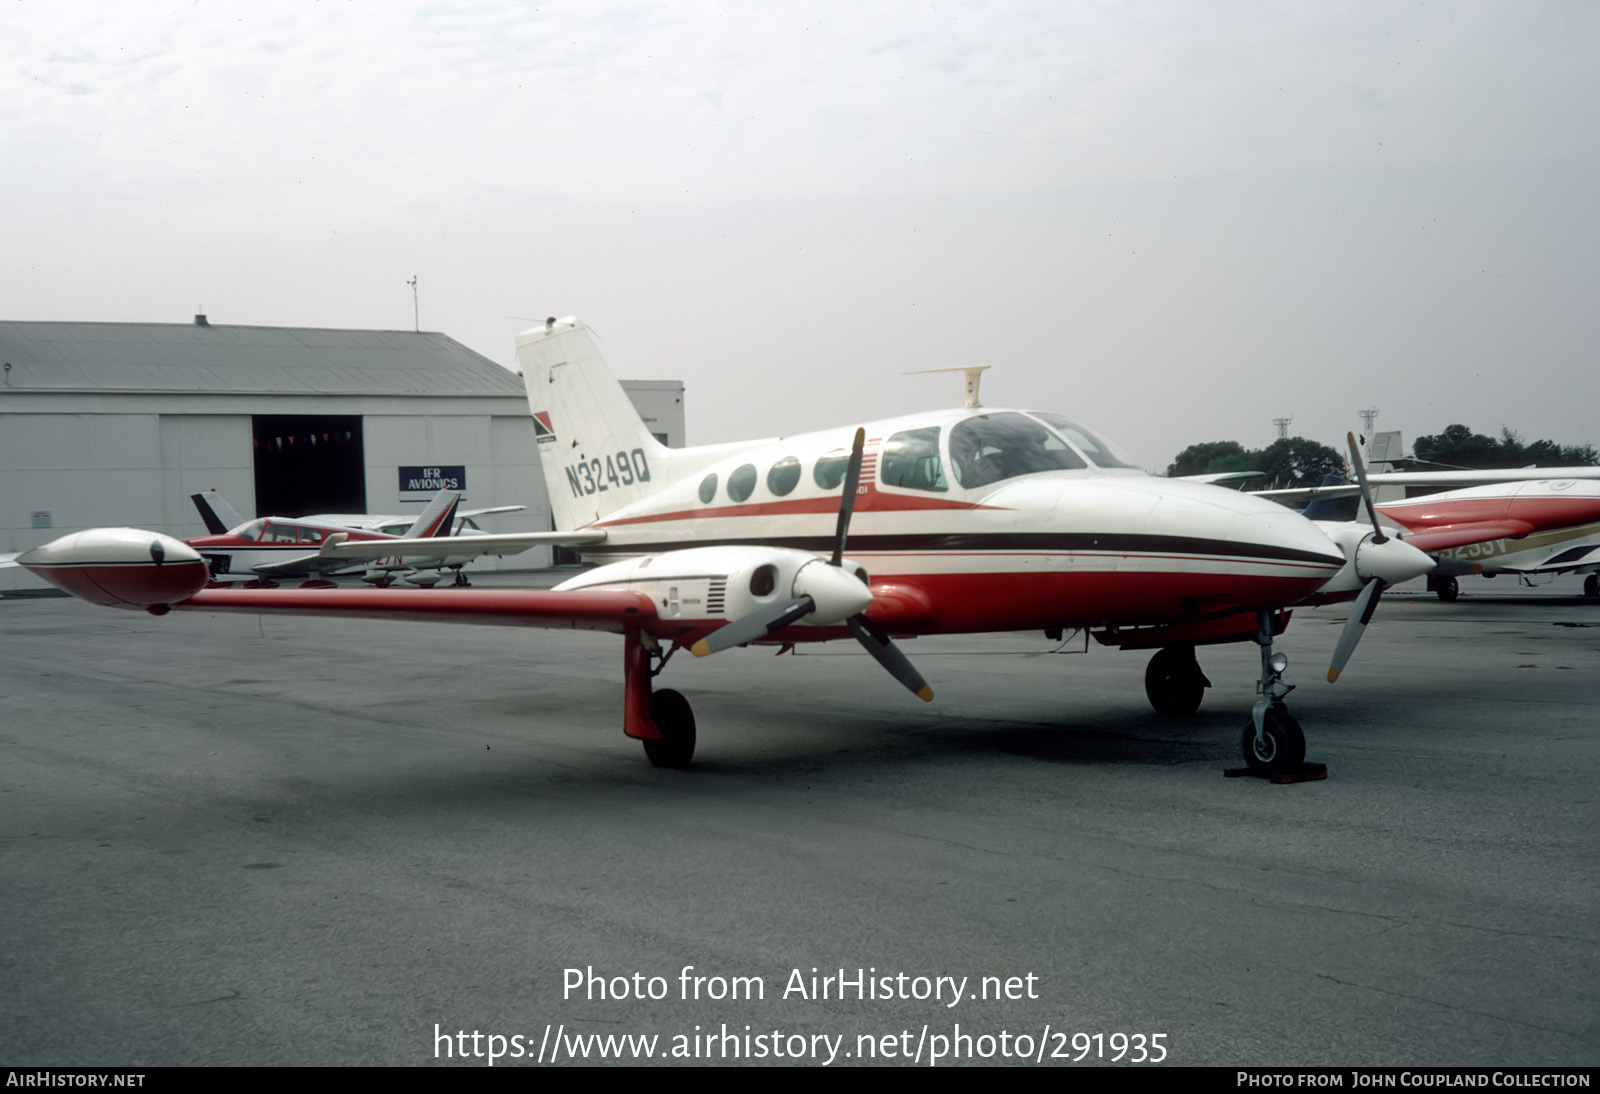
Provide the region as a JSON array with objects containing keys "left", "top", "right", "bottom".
[{"left": 904, "top": 365, "right": 990, "bottom": 409}]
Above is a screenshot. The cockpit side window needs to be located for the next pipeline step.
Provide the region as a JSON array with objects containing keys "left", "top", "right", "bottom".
[
  {"left": 880, "top": 427, "right": 947, "bottom": 492},
  {"left": 1028, "top": 412, "right": 1142, "bottom": 469},
  {"left": 949, "top": 413, "right": 1087, "bottom": 489},
  {"left": 230, "top": 519, "right": 265, "bottom": 542}
]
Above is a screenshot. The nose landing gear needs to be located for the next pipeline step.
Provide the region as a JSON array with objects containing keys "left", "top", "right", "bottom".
[{"left": 1235, "top": 610, "right": 1316, "bottom": 780}]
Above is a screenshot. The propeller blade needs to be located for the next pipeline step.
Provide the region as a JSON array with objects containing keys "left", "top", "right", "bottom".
[
  {"left": 847, "top": 614, "right": 933, "bottom": 701},
  {"left": 831, "top": 428, "right": 867, "bottom": 566},
  {"left": 691, "top": 596, "right": 815, "bottom": 657},
  {"left": 1327, "top": 577, "right": 1383, "bottom": 683},
  {"left": 1346, "top": 432, "right": 1388, "bottom": 544}
]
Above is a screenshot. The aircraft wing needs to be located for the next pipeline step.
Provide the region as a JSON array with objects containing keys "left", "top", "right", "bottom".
[
  {"left": 171, "top": 584, "right": 658, "bottom": 633},
  {"left": 312, "top": 529, "right": 607, "bottom": 563},
  {"left": 460, "top": 505, "right": 527, "bottom": 519},
  {"left": 1178, "top": 471, "right": 1266, "bottom": 486},
  {"left": 1257, "top": 466, "right": 1600, "bottom": 502},
  {"left": 1399, "top": 521, "right": 1536, "bottom": 553},
  {"left": 246, "top": 552, "right": 363, "bottom": 578}
]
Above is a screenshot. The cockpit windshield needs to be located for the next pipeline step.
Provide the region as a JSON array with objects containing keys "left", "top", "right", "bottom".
[
  {"left": 1027, "top": 412, "right": 1142, "bottom": 470},
  {"left": 949, "top": 413, "right": 1088, "bottom": 489},
  {"left": 229, "top": 519, "right": 266, "bottom": 541}
]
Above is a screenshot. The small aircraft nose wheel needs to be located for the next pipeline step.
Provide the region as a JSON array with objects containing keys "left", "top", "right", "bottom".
[
  {"left": 1242, "top": 703, "right": 1306, "bottom": 777},
  {"left": 1144, "top": 645, "right": 1210, "bottom": 716},
  {"left": 643, "top": 688, "right": 696, "bottom": 769}
]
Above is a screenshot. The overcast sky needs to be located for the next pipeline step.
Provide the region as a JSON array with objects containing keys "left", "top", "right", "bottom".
[{"left": 5, "top": 1, "right": 1597, "bottom": 470}]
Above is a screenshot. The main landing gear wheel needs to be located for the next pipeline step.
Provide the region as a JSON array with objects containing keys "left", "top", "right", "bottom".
[
  {"left": 1430, "top": 575, "right": 1459, "bottom": 602},
  {"left": 643, "top": 688, "right": 696, "bottom": 769},
  {"left": 1241, "top": 704, "right": 1306, "bottom": 777},
  {"left": 1584, "top": 574, "right": 1599, "bottom": 599},
  {"left": 1144, "top": 645, "right": 1210, "bottom": 716}
]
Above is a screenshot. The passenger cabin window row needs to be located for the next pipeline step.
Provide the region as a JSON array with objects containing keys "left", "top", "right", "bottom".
[{"left": 694, "top": 415, "right": 1132, "bottom": 504}]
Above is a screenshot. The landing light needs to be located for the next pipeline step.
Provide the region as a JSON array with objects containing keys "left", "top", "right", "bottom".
[{"left": 1270, "top": 652, "right": 1289, "bottom": 674}]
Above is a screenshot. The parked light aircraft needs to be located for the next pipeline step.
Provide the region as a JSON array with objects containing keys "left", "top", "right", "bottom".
[
  {"left": 16, "top": 317, "right": 1435, "bottom": 775},
  {"left": 188, "top": 490, "right": 529, "bottom": 586},
  {"left": 1264, "top": 436, "right": 1600, "bottom": 600}
]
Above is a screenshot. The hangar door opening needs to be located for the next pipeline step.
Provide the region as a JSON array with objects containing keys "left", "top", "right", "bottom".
[{"left": 252, "top": 415, "right": 366, "bottom": 517}]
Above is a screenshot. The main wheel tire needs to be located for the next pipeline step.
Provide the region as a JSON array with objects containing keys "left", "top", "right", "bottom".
[
  {"left": 1241, "top": 704, "right": 1306, "bottom": 777},
  {"left": 1436, "top": 576, "right": 1459, "bottom": 602},
  {"left": 1584, "top": 574, "right": 1599, "bottom": 599},
  {"left": 1145, "top": 646, "right": 1208, "bottom": 717},
  {"left": 643, "top": 688, "right": 696, "bottom": 769}
]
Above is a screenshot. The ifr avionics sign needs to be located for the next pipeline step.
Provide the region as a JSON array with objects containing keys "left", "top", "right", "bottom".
[{"left": 399, "top": 465, "right": 467, "bottom": 501}]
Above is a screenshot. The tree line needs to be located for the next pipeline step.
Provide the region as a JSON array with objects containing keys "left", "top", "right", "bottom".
[{"left": 1166, "top": 425, "right": 1597, "bottom": 487}]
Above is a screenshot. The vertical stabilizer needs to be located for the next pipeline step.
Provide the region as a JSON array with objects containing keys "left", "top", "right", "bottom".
[
  {"left": 1368, "top": 431, "right": 1405, "bottom": 502},
  {"left": 518, "top": 318, "right": 671, "bottom": 529},
  {"left": 402, "top": 490, "right": 463, "bottom": 538}
]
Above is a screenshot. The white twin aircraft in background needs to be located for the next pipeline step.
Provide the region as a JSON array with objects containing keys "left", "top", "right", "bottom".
[
  {"left": 185, "top": 489, "right": 528, "bottom": 586},
  {"left": 18, "top": 317, "right": 1436, "bottom": 775}
]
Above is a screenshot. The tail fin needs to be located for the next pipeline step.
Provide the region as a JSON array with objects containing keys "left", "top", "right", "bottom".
[
  {"left": 192, "top": 491, "right": 245, "bottom": 534},
  {"left": 402, "top": 490, "right": 463, "bottom": 538},
  {"left": 1301, "top": 474, "right": 1350, "bottom": 521},
  {"left": 517, "top": 318, "right": 671, "bottom": 529},
  {"left": 1368, "top": 431, "right": 1405, "bottom": 502}
]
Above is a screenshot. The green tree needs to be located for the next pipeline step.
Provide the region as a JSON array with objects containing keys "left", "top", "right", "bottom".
[
  {"left": 1413, "top": 424, "right": 1597, "bottom": 468},
  {"left": 1165, "top": 437, "right": 1347, "bottom": 487},
  {"left": 1165, "top": 440, "right": 1246, "bottom": 477}
]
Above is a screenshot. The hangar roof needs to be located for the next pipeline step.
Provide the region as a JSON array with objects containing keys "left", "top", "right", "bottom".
[{"left": 0, "top": 320, "right": 524, "bottom": 397}]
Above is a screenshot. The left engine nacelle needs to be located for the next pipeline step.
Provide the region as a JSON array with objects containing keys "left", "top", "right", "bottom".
[
  {"left": 17, "top": 529, "right": 212, "bottom": 610},
  {"left": 555, "top": 545, "right": 872, "bottom": 628}
]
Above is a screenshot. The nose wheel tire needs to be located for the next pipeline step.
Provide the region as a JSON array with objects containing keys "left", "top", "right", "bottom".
[
  {"left": 643, "top": 688, "right": 696, "bottom": 769},
  {"left": 1242, "top": 705, "right": 1306, "bottom": 777}
]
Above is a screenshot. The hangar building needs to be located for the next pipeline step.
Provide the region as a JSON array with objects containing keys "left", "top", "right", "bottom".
[{"left": 0, "top": 317, "right": 684, "bottom": 591}]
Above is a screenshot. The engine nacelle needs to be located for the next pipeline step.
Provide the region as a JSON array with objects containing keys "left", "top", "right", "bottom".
[
  {"left": 16, "top": 528, "right": 211, "bottom": 610},
  {"left": 555, "top": 546, "right": 872, "bottom": 627},
  {"left": 1308, "top": 520, "right": 1435, "bottom": 600}
]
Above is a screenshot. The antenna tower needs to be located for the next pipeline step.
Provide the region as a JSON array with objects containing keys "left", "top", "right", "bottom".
[
  {"left": 1272, "top": 416, "right": 1294, "bottom": 440},
  {"left": 407, "top": 276, "right": 419, "bottom": 332}
]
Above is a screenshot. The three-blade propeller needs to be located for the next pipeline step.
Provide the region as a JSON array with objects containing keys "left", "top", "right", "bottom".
[{"left": 693, "top": 428, "right": 933, "bottom": 702}]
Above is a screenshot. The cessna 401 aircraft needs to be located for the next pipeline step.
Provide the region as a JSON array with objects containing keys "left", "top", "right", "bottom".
[{"left": 15, "top": 317, "right": 1434, "bottom": 775}]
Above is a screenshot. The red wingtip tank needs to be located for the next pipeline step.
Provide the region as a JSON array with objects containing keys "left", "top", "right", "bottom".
[{"left": 17, "top": 529, "right": 211, "bottom": 612}]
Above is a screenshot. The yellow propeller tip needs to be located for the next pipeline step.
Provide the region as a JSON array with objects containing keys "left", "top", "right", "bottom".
[
  {"left": 1326, "top": 668, "right": 1341, "bottom": 683},
  {"left": 690, "top": 640, "right": 710, "bottom": 658},
  {"left": 916, "top": 686, "right": 934, "bottom": 702}
]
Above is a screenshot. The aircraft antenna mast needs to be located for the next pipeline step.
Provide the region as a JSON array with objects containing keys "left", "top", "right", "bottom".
[
  {"left": 407, "top": 276, "right": 419, "bottom": 332},
  {"left": 1272, "top": 416, "right": 1293, "bottom": 440}
]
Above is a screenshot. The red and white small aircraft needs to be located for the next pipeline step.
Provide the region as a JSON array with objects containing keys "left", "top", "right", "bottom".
[
  {"left": 16, "top": 317, "right": 1435, "bottom": 774},
  {"left": 187, "top": 490, "right": 530, "bottom": 586},
  {"left": 1270, "top": 454, "right": 1600, "bottom": 600}
]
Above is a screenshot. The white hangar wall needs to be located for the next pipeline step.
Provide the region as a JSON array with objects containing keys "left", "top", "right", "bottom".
[{"left": 0, "top": 321, "right": 685, "bottom": 592}]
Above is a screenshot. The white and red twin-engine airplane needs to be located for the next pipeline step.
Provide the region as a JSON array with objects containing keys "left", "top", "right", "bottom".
[{"left": 16, "top": 317, "right": 1434, "bottom": 774}]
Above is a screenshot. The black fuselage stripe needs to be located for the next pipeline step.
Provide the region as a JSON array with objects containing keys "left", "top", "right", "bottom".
[{"left": 594, "top": 533, "right": 1342, "bottom": 566}]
